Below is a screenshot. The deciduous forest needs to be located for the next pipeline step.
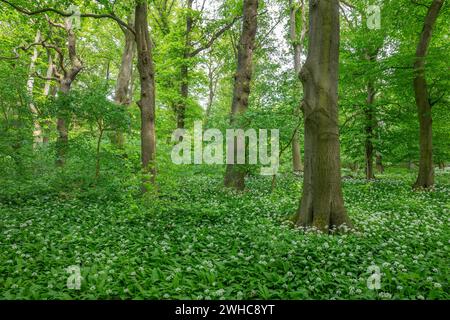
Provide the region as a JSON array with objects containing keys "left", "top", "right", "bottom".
[{"left": 0, "top": 0, "right": 448, "bottom": 300}]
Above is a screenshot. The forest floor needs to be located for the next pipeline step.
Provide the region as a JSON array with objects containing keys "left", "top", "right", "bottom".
[{"left": 0, "top": 166, "right": 449, "bottom": 299}]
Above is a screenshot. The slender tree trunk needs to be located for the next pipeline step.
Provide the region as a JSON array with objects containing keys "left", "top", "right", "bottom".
[
  {"left": 43, "top": 54, "right": 57, "bottom": 145},
  {"left": 135, "top": 1, "right": 157, "bottom": 189},
  {"left": 55, "top": 21, "right": 83, "bottom": 167},
  {"left": 56, "top": 82, "right": 70, "bottom": 167},
  {"left": 205, "top": 57, "right": 219, "bottom": 127},
  {"left": 289, "top": 0, "right": 306, "bottom": 173},
  {"left": 27, "top": 30, "right": 43, "bottom": 148},
  {"left": 365, "top": 76, "right": 376, "bottom": 180},
  {"left": 95, "top": 126, "right": 104, "bottom": 179},
  {"left": 376, "top": 152, "right": 384, "bottom": 173},
  {"left": 413, "top": 0, "right": 444, "bottom": 189},
  {"left": 112, "top": 15, "right": 136, "bottom": 148},
  {"left": 295, "top": 0, "right": 352, "bottom": 232},
  {"left": 292, "top": 131, "right": 303, "bottom": 172},
  {"left": 176, "top": 0, "right": 194, "bottom": 129},
  {"left": 178, "top": 64, "right": 189, "bottom": 129},
  {"left": 224, "top": 0, "right": 259, "bottom": 190}
]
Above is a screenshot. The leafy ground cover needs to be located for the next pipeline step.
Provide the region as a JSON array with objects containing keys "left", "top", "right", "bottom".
[{"left": 0, "top": 166, "right": 449, "bottom": 300}]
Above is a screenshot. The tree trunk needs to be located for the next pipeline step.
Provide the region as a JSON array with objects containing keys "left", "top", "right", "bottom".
[
  {"left": 224, "top": 0, "right": 259, "bottom": 190},
  {"left": 56, "top": 82, "right": 70, "bottom": 167},
  {"left": 413, "top": 0, "right": 443, "bottom": 189},
  {"left": 204, "top": 52, "right": 220, "bottom": 127},
  {"left": 176, "top": 0, "right": 194, "bottom": 129},
  {"left": 289, "top": 0, "right": 306, "bottom": 173},
  {"left": 135, "top": 1, "right": 157, "bottom": 189},
  {"left": 55, "top": 21, "right": 83, "bottom": 167},
  {"left": 365, "top": 74, "right": 376, "bottom": 180},
  {"left": 292, "top": 130, "right": 303, "bottom": 172},
  {"left": 43, "top": 54, "right": 57, "bottom": 145},
  {"left": 95, "top": 126, "right": 104, "bottom": 179},
  {"left": 112, "top": 15, "right": 136, "bottom": 148},
  {"left": 205, "top": 62, "right": 215, "bottom": 125},
  {"left": 295, "top": 0, "right": 352, "bottom": 232},
  {"left": 27, "top": 30, "right": 43, "bottom": 148},
  {"left": 376, "top": 152, "right": 384, "bottom": 173}
]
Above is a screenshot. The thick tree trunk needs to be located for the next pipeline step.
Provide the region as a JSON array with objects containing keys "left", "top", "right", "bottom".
[
  {"left": 112, "top": 15, "right": 136, "bottom": 148},
  {"left": 413, "top": 0, "right": 443, "bottom": 189},
  {"left": 295, "top": 0, "right": 352, "bottom": 232},
  {"left": 224, "top": 0, "right": 259, "bottom": 190},
  {"left": 27, "top": 30, "right": 43, "bottom": 148},
  {"left": 135, "top": 2, "right": 157, "bottom": 188},
  {"left": 365, "top": 77, "right": 376, "bottom": 180},
  {"left": 289, "top": 0, "right": 306, "bottom": 173}
]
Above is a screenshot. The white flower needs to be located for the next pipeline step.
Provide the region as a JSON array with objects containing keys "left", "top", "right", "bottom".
[{"left": 215, "top": 289, "right": 225, "bottom": 296}]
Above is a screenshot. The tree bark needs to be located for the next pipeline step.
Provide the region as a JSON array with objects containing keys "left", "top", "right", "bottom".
[
  {"left": 289, "top": 0, "right": 306, "bottom": 173},
  {"left": 224, "top": 0, "right": 259, "bottom": 190},
  {"left": 413, "top": 0, "right": 444, "bottom": 189},
  {"left": 26, "top": 30, "right": 43, "bottom": 148},
  {"left": 112, "top": 15, "right": 136, "bottom": 148},
  {"left": 295, "top": 0, "right": 352, "bottom": 232},
  {"left": 55, "top": 21, "right": 83, "bottom": 167},
  {"left": 365, "top": 72, "right": 376, "bottom": 180},
  {"left": 376, "top": 152, "right": 384, "bottom": 173},
  {"left": 175, "top": 0, "right": 194, "bottom": 129},
  {"left": 95, "top": 124, "right": 104, "bottom": 179},
  {"left": 42, "top": 53, "right": 56, "bottom": 145},
  {"left": 135, "top": 1, "right": 157, "bottom": 188},
  {"left": 205, "top": 54, "right": 220, "bottom": 126},
  {"left": 56, "top": 82, "right": 70, "bottom": 167}
]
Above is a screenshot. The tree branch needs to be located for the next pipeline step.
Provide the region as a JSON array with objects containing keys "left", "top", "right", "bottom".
[
  {"left": 190, "top": 15, "right": 242, "bottom": 57},
  {"left": 0, "top": 0, "right": 135, "bottom": 35},
  {"left": 32, "top": 71, "right": 58, "bottom": 82}
]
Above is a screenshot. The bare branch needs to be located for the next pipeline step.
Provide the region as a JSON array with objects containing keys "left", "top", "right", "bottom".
[
  {"left": 411, "top": 0, "right": 431, "bottom": 9},
  {"left": 32, "top": 71, "right": 58, "bottom": 82},
  {"left": 45, "top": 14, "right": 66, "bottom": 29},
  {"left": 190, "top": 15, "right": 242, "bottom": 57}
]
